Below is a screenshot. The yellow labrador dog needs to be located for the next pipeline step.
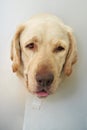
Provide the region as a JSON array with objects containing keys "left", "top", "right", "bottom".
[{"left": 11, "top": 14, "right": 77, "bottom": 98}]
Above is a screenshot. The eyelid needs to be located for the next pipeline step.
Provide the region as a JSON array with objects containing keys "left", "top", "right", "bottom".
[
  {"left": 57, "top": 40, "right": 66, "bottom": 46},
  {"left": 24, "top": 36, "right": 39, "bottom": 47},
  {"left": 25, "top": 43, "right": 34, "bottom": 49},
  {"left": 25, "top": 41, "right": 38, "bottom": 51},
  {"left": 25, "top": 40, "right": 34, "bottom": 46},
  {"left": 53, "top": 40, "right": 66, "bottom": 52},
  {"left": 53, "top": 45, "right": 65, "bottom": 53}
]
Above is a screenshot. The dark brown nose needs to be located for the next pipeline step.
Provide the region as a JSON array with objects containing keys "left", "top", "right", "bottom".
[{"left": 36, "top": 73, "right": 54, "bottom": 87}]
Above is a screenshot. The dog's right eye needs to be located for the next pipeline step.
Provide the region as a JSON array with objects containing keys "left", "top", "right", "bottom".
[{"left": 25, "top": 43, "right": 35, "bottom": 49}]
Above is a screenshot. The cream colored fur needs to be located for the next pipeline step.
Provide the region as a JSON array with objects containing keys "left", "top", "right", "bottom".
[{"left": 11, "top": 14, "right": 77, "bottom": 95}]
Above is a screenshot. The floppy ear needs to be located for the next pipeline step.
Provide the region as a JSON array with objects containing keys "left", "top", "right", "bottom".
[
  {"left": 64, "top": 27, "right": 78, "bottom": 76},
  {"left": 11, "top": 25, "right": 24, "bottom": 72}
]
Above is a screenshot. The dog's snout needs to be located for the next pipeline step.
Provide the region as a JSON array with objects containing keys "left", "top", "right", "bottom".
[{"left": 36, "top": 73, "right": 54, "bottom": 87}]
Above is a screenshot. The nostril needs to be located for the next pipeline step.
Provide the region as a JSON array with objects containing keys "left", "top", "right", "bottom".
[
  {"left": 36, "top": 73, "right": 54, "bottom": 87},
  {"left": 47, "top": 80, "right": 50, "bottom": 85},
  {"left": 47, "top": 74, "right": 54, "bottom": 86},
  {"left": 38, "top": 79, "right": 42, "bottom": 83},
  {"left": 38, "top": 79, "right": 43, "bottom": 86}
]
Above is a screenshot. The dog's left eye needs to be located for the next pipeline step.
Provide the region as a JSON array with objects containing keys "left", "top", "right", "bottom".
[
  {"left": 25, "top": 43, "right": 35, "bottom": 49},
  {"left": 54, "top": 46, "right": 65, "bottom": 53}
]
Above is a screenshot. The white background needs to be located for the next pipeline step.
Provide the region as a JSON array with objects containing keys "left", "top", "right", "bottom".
[{"left": 0, "top": 0, "right": 87, "bottom": 130}]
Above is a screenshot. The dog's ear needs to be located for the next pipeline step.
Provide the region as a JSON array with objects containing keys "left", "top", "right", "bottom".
[
  {"left": 11, "top": 25, "right": 25, "bottom": 72},
  {"left": 64, "top": 27, "right": 78, "bottom": 76}
]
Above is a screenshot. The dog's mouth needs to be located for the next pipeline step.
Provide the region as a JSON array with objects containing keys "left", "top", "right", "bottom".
[{"left": 36, "top": 89, "right": 49, "bottom": 97}]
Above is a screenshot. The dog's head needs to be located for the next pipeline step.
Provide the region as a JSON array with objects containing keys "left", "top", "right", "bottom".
[{"left": 11, "top": 14, "right": 77, "bottom": 97}]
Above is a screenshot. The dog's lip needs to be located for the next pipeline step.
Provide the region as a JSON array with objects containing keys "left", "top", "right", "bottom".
[{"left": 36, "top": 89, "right": 49, "bottom": 97}]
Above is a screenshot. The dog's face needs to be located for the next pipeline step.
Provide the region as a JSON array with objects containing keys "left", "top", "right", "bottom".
[{"left": 11, "top": 14, "right": 77, "bottom": 97}]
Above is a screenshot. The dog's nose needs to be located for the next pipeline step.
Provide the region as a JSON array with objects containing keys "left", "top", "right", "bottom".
[{"left": 36, "top": 73, "right": 54, "bottom": 87}]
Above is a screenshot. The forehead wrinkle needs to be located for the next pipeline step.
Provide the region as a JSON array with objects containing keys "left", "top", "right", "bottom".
[
  {"left": 41, "top": 27, "right": 68, "bottom": 45},
  {"left": 20, "top": 29, "right": 42, "bottom": 46},
  {"left": 20, "top": 21, "right": 69, "bottom": 47}
]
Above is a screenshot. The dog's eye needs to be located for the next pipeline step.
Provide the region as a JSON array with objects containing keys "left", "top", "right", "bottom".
[
  {"left": 54, "top": 46, "right": 65, "bottom": 53},
  {"left": 25, "top": 43, "right": 35, "bottom": 49}
]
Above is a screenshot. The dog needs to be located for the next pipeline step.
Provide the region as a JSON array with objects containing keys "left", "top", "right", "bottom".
[{"left": 11, "top": 14, "right": 77, "bottom": 98}]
